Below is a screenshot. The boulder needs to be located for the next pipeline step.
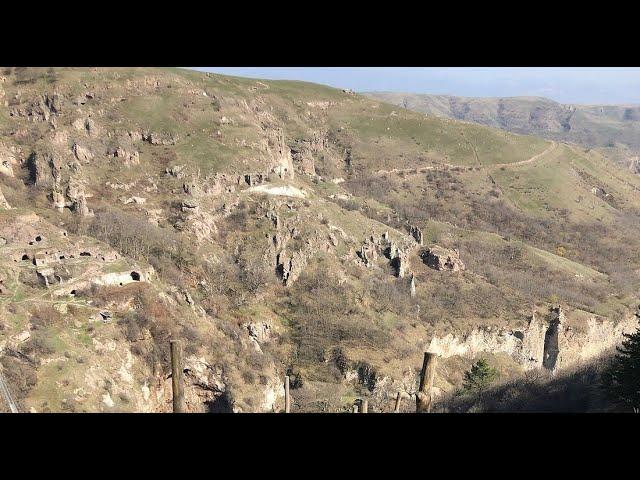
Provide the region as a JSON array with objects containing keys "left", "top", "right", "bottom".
[
  {"left": 121, "top": 196, "right": 146, "bottom": 205},
  {"left": 181, "top": 200, "right": 199, "bottom": 212}
]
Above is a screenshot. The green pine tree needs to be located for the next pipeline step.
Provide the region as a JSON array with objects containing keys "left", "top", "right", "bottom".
[
  {"left": 602, "top": 316, "right": 640, "bottom": 411},
  {"left": 463, "top": 359, "right": 498, "bottom": 394}
]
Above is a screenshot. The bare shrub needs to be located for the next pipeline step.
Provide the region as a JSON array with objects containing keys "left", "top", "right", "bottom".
[
  {"left": 283, "top": 262, "right": 391, "bottom": 377},
  {"left": 29, "top": 305, "right": 62, "bottom": 329},
  {"left": 85, "top": 208, "right": 196, "bottom": 278}
]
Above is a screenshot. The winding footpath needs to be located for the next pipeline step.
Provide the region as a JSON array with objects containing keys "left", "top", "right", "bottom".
[
  {"left": 488, "top": 141, "right": 558, "bottom": 169},
  {"left": 372, "top": 141, "right": 558, "bottom": 177}
]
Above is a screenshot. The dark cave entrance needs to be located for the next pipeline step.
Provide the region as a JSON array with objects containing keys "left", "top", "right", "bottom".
[
  {"left": 205, "top": 393, "right": 233, "bottom": 413},
  {"left": 543, "top": 319, "right": 561, "bottom": 370}
]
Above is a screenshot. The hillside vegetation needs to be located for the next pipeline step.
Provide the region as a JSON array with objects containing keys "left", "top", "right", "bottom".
[
  {"left": 0, "top": 68, "right": 639, "bottom": 412},
  {"left": 365, "top": 92, "right": 640, "bottom": 173}
]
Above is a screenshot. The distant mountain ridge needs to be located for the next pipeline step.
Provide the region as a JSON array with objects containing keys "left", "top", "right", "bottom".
[{"left": 364, "top": 92, "right": 640, "bottom": 152}]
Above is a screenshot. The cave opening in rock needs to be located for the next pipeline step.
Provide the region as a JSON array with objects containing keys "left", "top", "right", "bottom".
[
  {"left": 275, "top": 264, "right": 285, "bottom": 280},
  {"left": 35, "top": 236, "right": 42, "bottom": 242},
  {"left": 70, "top": 289, "right": 76, "bottom": 295},
  {"left": 130, "top": 271, "right": 141, "bottom": 281},
  {"left": 21, "top": 254, "right": 29, "bottom": 261},
  {"left": 205, "top": 393, "right": 233, "bottom": 413},
  {"left": 543, "top": 320, "right": 561, "bottom": 370},
  {"left": 79, "top": 252, "right": 91, "bottom": 257}
]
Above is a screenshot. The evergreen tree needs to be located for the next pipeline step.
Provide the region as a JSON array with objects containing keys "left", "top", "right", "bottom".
[
  {"left": 602, "top": 315, "right": 640, "bottom": 411},
  {"left": 463, "top": 359, "right": 498, "bottom": 394}
]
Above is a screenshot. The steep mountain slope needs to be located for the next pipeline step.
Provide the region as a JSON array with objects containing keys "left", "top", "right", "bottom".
[
  {"left": 365, "top": 92, "right": 640, "bottom": 168},
  {"left": 1, "top": 68, "right": 639, "bottom": 412}
]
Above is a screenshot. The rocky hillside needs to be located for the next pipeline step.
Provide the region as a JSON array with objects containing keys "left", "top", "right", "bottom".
[{"left": 1, "top": 68, "right": 639, "bottom": 412}]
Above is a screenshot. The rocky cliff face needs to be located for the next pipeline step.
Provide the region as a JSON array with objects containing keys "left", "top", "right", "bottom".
[{"left": 427, "top": 306, "right": 636, "bottom": 372}]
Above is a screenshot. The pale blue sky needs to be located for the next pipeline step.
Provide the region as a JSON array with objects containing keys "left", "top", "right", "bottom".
[{"left": 189, "top": 67, "right": 640, "bottom": 105}]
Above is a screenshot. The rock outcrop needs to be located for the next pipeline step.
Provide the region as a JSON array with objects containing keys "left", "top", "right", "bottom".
[
  {"left": 28, "top": 150, "right": 93, "bottom": 216},
  {"left": 266, "top": 128, "right": 294, "bottom": 179},
  {"left": 276, "top": 249, "right": 307, "bottom": 286},
  {"left": 112, "top": 147, "right": 139, "bottom": 166},
  {"left": 10, "top": 92, "right": 62, "bottom": 123},
  {"left": 409, "top": 224, "right": 423, "bottom": 245},
  {"left": 391, "top": 250, "right": 407, "bottom": 278},
  {"left": 358, "top": 242, "right": 378, "bottom": 267},
  {"left": 427, "top": 306, "right": 637, "bottom": 372},
  {"left": 28, "top": 150, "right": 62, "bottom": 189},
  {"left": 66, "top": 178, "right": 92, "bottom": 216},
  {"left": 355, "top": 231, "right": 417, "bottom": 279},
  {"left": 73, "top": 117, "right": 101, "bottom": 137},
  {"left": 290, "top": 131, "right": 331, "bottom": 176},
  {"left": 0, "top": 143, "right": 16, "bottom": 177},
  {"left": 421, "top": 246, "right": 465, "bottom": 272},
  {"left": 135, "top": 130, "right": 179, "bottom": 146},
  {"left": 32, "top": 151, "right": 92, "bottom": 216},
  {"left": 165, "top": 165, "right": 186, "bottom": 178},
  {"left": 72, "top": 143, "right": 94, "bottom": 163}
]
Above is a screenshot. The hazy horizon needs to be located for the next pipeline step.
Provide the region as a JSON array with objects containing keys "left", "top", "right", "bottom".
[{"left": 189, "top": 67, "right": 640, "bottom": 106}]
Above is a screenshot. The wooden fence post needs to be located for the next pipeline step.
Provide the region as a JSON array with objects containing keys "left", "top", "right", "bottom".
[
  {"left": 415, "top": 352, "right": 437, "bottom": 413},
  {"left": 394, "top": 391, "right": 402, "bottom": 413},
  {"left": 284, "top": 375, "right": 291, "bottom": 413},
  {"left": 170, "top": 340, "right": 186, "bottom": 413},
  {"left": 360, "top": 399, "right": 368, "bottom": 413},
  {"left": 352, "top": 404, "right": 359, "bottom": 413}
]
